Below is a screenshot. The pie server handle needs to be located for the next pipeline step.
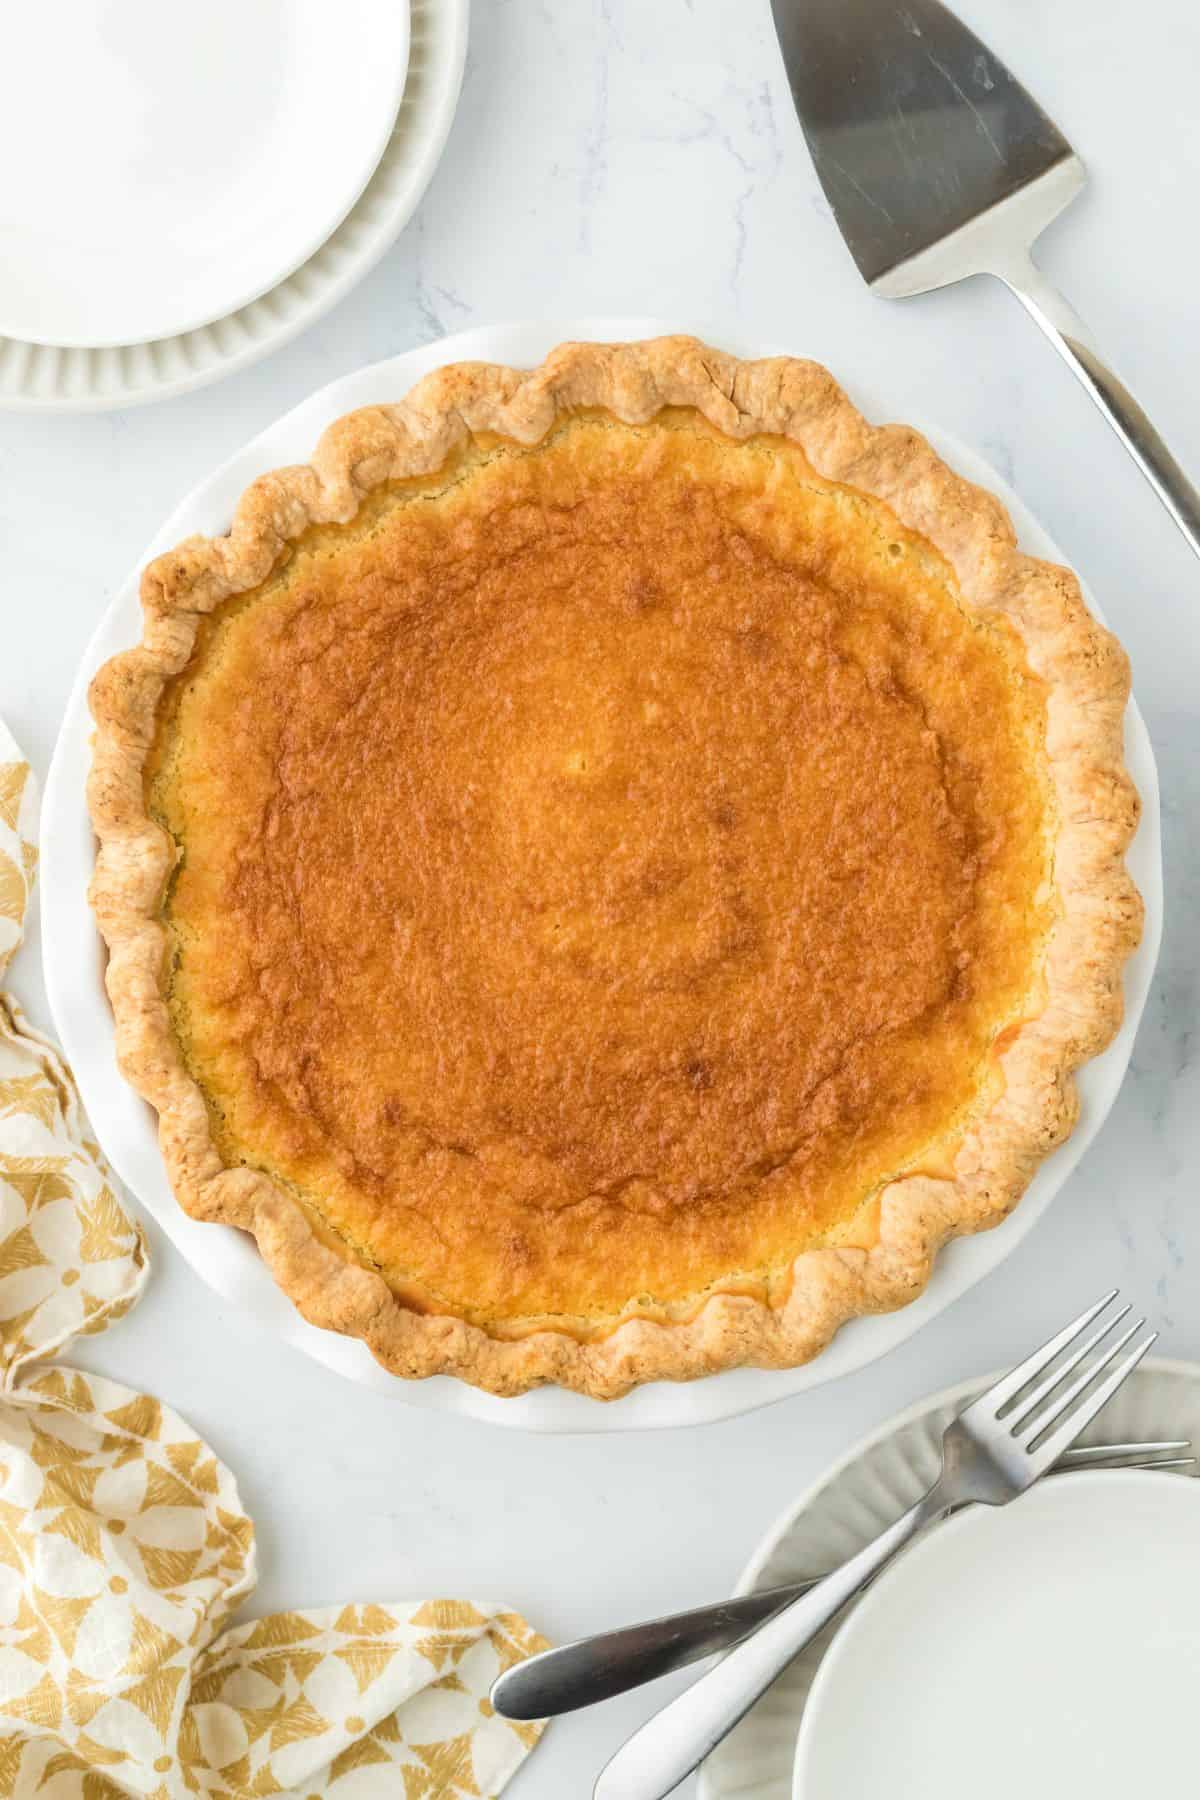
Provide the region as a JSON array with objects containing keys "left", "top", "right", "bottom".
[{"left": 996, "top": 250, "right": 1200, "bottom": 561}]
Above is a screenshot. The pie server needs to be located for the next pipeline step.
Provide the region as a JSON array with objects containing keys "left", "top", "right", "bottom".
[{"left": 770, "top": 0, "right": 1200, "bottom": 560}]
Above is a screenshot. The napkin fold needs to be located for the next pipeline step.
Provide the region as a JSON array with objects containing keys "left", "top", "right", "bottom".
[{"left": 0, "top": 723, "right": 547, "bottom": 1798}]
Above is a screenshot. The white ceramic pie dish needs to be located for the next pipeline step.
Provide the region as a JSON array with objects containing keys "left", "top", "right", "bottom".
[
  {"left": 40, "top": 317, "right": 1163, "bottom": 1433},
  {"left": 697, "top": 1355, "right": 1200, "bottom": 1799}
]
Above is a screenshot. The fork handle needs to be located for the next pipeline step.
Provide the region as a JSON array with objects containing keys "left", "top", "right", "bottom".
[
  {"left": 593, "top": 1489, "right": 947, "bottom": 1800},
  {"left": 995, "top": 252, "right": 1200, "bottom": 561}
]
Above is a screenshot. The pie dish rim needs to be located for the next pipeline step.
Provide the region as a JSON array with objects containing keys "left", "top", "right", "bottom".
[{"left": 84, "top": 333, "right": 1144, "bottom": 1400}]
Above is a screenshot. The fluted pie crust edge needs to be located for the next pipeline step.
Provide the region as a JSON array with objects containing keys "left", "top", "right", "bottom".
[{"left": 87, "top": 337, "right": 1142, "bottom": 1399}]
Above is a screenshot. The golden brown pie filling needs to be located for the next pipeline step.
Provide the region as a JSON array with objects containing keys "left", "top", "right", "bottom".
[{"left": 147, "top": 411, "right": 1053, "bottom": 1340}]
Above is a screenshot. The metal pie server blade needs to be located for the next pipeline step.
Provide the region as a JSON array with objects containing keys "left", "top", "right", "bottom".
[
  {"left": 772, "top": 0, "right": 1076, "bottom": 294},
  {"left": 770, "top": 0, "right": 1200, "bottom": 559}
]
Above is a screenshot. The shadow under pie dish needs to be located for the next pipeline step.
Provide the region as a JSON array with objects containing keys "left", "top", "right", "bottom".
[{"left": 87, "top": 336, "right": 1142, "bottom": 1400}]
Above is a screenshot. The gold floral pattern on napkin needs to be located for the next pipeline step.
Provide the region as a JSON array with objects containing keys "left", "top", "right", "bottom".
[{"left": 0, "top": 725, "right": 548, "bottom": 1798}]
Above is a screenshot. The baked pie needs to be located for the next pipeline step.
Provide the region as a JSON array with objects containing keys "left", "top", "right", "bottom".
[{"left": 88, "top": 337, "right": 1142, "bottom": 1398}]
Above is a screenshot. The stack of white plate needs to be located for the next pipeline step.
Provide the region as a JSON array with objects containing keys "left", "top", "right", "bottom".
[{"left": 0, "top": 0, "right": 467, "bottom": 411}]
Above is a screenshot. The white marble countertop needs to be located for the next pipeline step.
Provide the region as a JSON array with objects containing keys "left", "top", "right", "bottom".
[{"left": 3, "top": 2, "right": 1199, "bottom": 1792}]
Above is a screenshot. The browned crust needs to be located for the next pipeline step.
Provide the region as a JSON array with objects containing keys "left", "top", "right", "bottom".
[{"left": 87, "top": 337, "right": 1142, "bottom": 1399}]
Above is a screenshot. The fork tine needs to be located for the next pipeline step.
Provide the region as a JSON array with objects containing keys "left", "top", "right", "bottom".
[
  {"left": 1005, "top": 1304, "right": 1132, "bottom": 1434},
  {"left": 967, "top": 1291, "right": 1119, "bottom": 1417},
  {"left": 1026, "top": 1328, "right": 1158, "bottom": 1472},
  {"left": 1064, "top": 1451, "right": 1193, "bottom": 1470},
  {"left": 1059, "top": 1440, "right": 1189, "bottom": 1462},
  {"left": 1018, "top": 1318, "right": 1142, "bottom": 1442},
  {"left": 1107, "top": 1457, "right": 1195, "bottom": 1470}
]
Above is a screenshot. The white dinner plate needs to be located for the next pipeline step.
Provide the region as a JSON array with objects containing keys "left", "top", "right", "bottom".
[
  {"left": 0, "top": 0, "right": 467, "bottom": 411},
  {"left": 794, "top": 1466, "right": 1200, "bottom": 1797},
  {"left": 40, "top": 317, "right": 1163, "bottom": 1433},
  {"left": 0, "top": 0, "right": 409, "bottom": 348},
  {"left": 699, "top": 1356, "right": 1200, "bottom": 1800}
]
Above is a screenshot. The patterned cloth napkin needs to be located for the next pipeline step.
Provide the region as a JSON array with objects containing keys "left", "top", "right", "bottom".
[{"left": 0, "top": 721, "right": 547, "bottom": 1798}]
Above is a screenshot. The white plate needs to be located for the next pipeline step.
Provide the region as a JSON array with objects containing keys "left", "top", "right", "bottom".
[
  {"left": 793, "top": 1466, "right": 1200, "bottom": 1798},
  {"left": 699, "top": 1356, "right": 1200, "bottom": 1800},
  {"left": 0, "top": 0, "right": 410, "bottom": 348},
  {"left": 40, "top": 317, "right": 1163, "bottom": 1433},
  {"left": 0, "top": 0, "right": 466, "bottom": 410}
]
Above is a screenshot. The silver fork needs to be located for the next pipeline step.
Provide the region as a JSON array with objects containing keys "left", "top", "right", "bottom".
[
  {"left": 493, "top": 1445, "right": 1190, "bottom": 1722},
  {"left": 593, "top": 1292, "right": 1157, "bottom": 1800}
]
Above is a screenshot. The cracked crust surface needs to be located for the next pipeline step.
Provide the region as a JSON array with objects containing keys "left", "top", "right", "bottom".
[{"left": 87, "top": 337, "right": 1142, "bottom": 1398}]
